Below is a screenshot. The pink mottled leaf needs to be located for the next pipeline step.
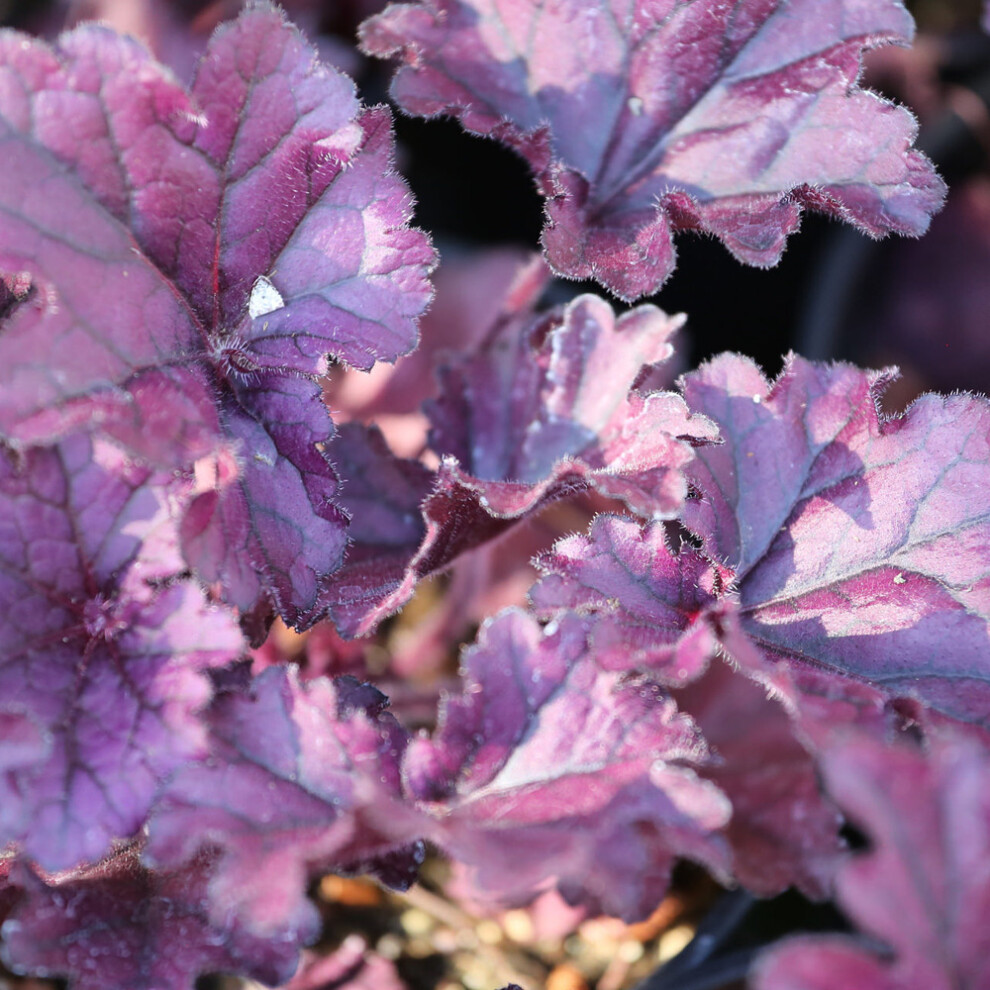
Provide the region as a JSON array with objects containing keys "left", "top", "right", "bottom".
[
  {"left": 362, "top": 0, "right": 944, "bottom": 299},
  {"left": 532, "top": 518, "right": 870, "bottom": 895},
  {"left": 323, "top": 293, "right": 716, "bottom": 636},
  {"left": 681, "top": 354, "right": 990, "bottom": 724},
  {"left": 428, "top": 293, "right": 714, "bottom": 516},
  {"left": 753, "top": 728, "right": 990, "bottom": 990},
  {"left": 146, "top": 666, "right": 424, "bottom": 939},
  {"left": 404, "top": 608, "right": 731, "bottom": 920},
  {"left": 0, "top": 850, "right": 304, "bottom": 990},
  {"left": 0, "top": 3, "right": 434, "bottom": 625},
  {"left": 532, "top": 513, "right": 730, "bottom": 682},
  {"left": 0, "top": 435, "right": 244, "bottom": 870},
  {"left": 530, "top": 354, "right": 990, "bottom": 890}
]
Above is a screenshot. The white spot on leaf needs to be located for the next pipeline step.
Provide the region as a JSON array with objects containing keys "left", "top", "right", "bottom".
[{"left": 249, "top": 275, "right": 285, "bottom": 319}]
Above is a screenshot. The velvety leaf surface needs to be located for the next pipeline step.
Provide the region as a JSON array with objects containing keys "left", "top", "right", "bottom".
[
  {"left": 532, "top": 514, "right": 886, "bottom": 895},
  {"left": 0, "top": 850, "right": 303, "bottom": 990},
  {"left": 427, "top": 293, "right": 716, "bottom": 518},
  {"left": 0, "top": 435, "right": 244, "bottom": 870},
  {"left": 146, "top": 666, "right": 424, "bottom": 939},
  {"left": 532, "top": 513, "right": 730, "bottom": 681},
  {"left": 362, "top": 0, "right": 944, "bottom": 299},
  {"left": 323, "top": 294, "right": 716, "bottom": 636},
  {"left": 682, "top": 354, "right": 990, "bottom": 724},
  {"left": 753, "top": 728, "right": 990, "bottom": 990},
  {"left": 182, "top": 374, "right": 349, "bottom": 629},
  {"left": 404, "top": 609, "right": 732, "bottom": 920},
  {"left": 0, "top": 3, "right": 434, "bottom": 624}
]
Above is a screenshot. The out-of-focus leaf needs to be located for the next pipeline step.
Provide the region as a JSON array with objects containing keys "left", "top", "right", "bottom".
[
  {"left": 857, "top": 177, "right": 990, "bottom": 394},
  {"left": 1, "top": 850, "right": 303, "bottom": 990},
  {"left": 753, "top": 727, "right": 990, "bottom": 990},
  {"left": 278, "top": 936, "right": 406, "bottom": 990},
  {"left": 674, "top": 659, "right": 845, "bottom": 898}
]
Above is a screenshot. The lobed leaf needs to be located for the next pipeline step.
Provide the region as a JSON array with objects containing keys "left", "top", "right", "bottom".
[
  {"left": 0, "top": 435, "right": 243, "bottom": 870},
  {"left": 532, "top": 352, "right": 990, "bottom": 889},
  {"left": 404, "top": 608, "right": 732, "bottom": 919},
  {"left": 362, "top": 0, "right": 944, "bottom": 299},
  {"left": 427, "top": 293, "right": 715, "bottom": 517},
  {"left": 682, "top": 354, "right": 990, "bottom": 724},
  {"left": 532, "top": 513, "right": 729, "bottom": 681},
  {"left": 146, "top": 666, "right": 424, "bottom": 939},
  {"left": 0, "top": 2, "right": 435, "bottom": 625},
  {"left": 323, "top": 293, "right": 716, "bottom": 636}
]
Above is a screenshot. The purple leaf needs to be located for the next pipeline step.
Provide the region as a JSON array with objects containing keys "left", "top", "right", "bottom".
[
  {"left": 0, "top": 3, "right": 435, "bottom": 624},
  {"left": 0, "top": 435, "right": 244, "bottom": 870},
  {"left": 323, "top": 293, "right": 716, "bottom": 636},
  {"left": 182, "top": 374, "right": 349, "bottom": 630},
  {"left": 361, "top": 0, "right": 944, "bottom": 299},
  {"left": 1, "top": 850, "right": 304, "bottom": 990},
  {"left": 682, "top": 354, "right": 990, "bottom": 724},
  {"left": 673, "top": 659, "right": 845, "bottom": 898},
  {"left": 324, "top": 444, "right": 573, "bottom": 637},
  {"left": 754, "top": 938, "right": 897, "bottom": 990},
  {"left": 532, "top": 516, "right": 854, "bottom": 894},
  {"left": 319, "top": 421, "right": 436, "bottom": 636},
  {"left": 404, "top": 608, "right": 731, "bottom": 919},
  {"left": 428, "top": 293, "right": 715, "bottom": 518},
  {"left": 753, "top": 727, "right": 990, "bottom": 990},
  {"left": 146, "top": 666, "right": 424, "bottom": 939},
  {"left": 532, "top": 513, "right": 731, "bottom": 682}
]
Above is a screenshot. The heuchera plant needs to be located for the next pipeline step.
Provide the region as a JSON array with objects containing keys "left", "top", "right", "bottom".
[{"left": 0, "top": 1, "right": 987, "bottom": 988}]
